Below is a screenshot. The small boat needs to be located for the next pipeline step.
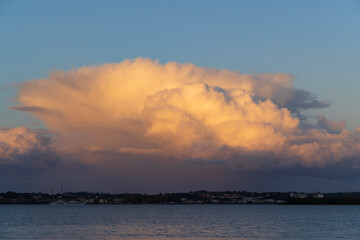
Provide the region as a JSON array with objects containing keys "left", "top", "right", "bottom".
[
  {"left": 65, "top": 200, "right": 86, "bottom": 205},
  {"left": 50, "top": 200, "right": 65, "bottom": 205},
  {"left": 50, "top": 200, "right": 85, "bottom": 205}
]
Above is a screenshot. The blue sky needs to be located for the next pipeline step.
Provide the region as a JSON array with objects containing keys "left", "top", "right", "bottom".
[{"left": 1, "top": 0, "right": 359, "bottom": 129}]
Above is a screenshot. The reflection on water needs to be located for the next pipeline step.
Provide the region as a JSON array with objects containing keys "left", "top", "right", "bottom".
[{"left": 0, "top": 205, "right": 359, "bottom": 239}]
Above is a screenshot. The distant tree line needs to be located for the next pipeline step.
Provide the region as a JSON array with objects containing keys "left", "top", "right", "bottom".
[{"left": 1, "top": 190, "right": 360, "bottom": 205}]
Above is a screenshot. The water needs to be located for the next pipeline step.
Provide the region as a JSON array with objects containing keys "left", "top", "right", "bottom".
[{"left": 0, "top": 204, "right": 359, "bottom": 239}]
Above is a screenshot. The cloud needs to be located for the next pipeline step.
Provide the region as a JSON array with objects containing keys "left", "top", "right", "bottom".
[
  {"left": 317, "top": 115, "right": 346, "bottom": 134},
  {"left": 9, "top": 105, "right": 53, "bottom": 114},
  {"left": 11, "top": 58, "right": 360, "bottom": 169},
  {"left": 0, "top": 127, "right": 60, "bottom": 169}
]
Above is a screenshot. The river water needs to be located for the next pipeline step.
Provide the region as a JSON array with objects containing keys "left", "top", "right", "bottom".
[{"left": 0, "top": 204, "right": 359, "bottom": 239}]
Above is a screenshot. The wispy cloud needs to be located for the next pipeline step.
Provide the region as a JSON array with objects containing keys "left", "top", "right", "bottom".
[{"left": 317, "top": 115, "right": 346, "bottom": 134}]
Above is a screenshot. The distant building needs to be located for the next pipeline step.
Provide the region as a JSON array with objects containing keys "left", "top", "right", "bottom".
[
  {"left": 313, "top": 193, "right": 324, "bottom": 199},
  {"left": 290, "top": 192, "right": 308, "bottom": 199},
  {"left": 297, "top": 194, "right": 308, "bottom": 199}
]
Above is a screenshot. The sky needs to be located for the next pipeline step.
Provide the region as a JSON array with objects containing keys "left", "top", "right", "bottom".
[{"left": 0, "top": 0, "right": 360, "bottom": 193}]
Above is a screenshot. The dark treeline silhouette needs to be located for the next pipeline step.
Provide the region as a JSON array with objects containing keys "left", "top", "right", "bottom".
[{"left": 1, "top": 191, "right": 360, "bottom": 205}]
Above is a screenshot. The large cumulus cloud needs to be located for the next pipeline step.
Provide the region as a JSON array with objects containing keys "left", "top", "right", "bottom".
[{"left": 11, "top": 58, "right": 360, "bottom": 169}]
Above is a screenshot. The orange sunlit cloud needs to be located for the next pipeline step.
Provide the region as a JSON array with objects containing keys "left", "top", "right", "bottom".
[
  {"left": 10, "top": 58, "right": 360, "bottom": 169},
  {"left": 0, "top": 127, "right": 58, "bottom": 168}
]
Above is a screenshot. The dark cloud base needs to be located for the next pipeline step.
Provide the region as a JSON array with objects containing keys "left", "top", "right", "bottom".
[{"left": 2, "top": 152, "right": 360, "bottom": 193}]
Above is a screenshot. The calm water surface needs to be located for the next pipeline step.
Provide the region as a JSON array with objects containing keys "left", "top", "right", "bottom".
[{"left": 0, "top": 205, "right": 359, "bottom": 239}]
